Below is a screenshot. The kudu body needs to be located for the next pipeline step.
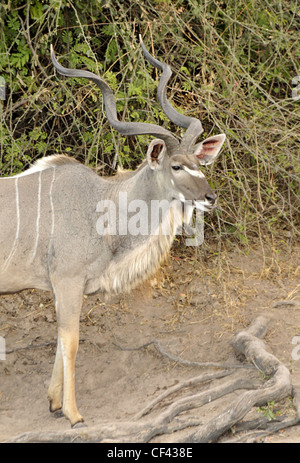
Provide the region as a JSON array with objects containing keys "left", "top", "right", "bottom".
[{"left": 0, "top": 37, "right": 225, "bottom": 426}]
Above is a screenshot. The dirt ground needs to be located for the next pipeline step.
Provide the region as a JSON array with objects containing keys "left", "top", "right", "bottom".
[{"left": 0, "top": 238, "right": 300, "bottom": 443}]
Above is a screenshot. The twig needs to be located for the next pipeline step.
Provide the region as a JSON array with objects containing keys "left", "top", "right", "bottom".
[
  {"left": 272, "top": 300, "right": 299, "bottom": 308},
  {"left": 5, "top": 341, "right": 57, "bottom": 354},
  {"left": 6, "top": 338, "right": 86, "bottom": 354},
  {"left": 19, "top": 5, "right": 48, "bottom": 80},
  {"left": 113, "top": 339, "right": 254, "bottom": 370}
]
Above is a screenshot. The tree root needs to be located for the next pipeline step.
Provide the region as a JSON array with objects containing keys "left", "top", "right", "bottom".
[
  {"left": 113, "top": 338, "right": 254, "bottom": 370},
  {"left": 7, "top": 316, "right": 300, "bottom": 443}
]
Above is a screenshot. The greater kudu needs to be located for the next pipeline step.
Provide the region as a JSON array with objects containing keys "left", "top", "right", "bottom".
[{"left": 0, "top": 37, "right": 225, "bottom": 427}]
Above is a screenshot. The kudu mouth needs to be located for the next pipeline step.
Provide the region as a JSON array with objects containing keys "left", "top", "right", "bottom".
[
  {"left": 193, "top": 198, "right": 217, "bottom": 212},
  {"left": 175, "top": 195, "right": 217, "bottom": 213}
]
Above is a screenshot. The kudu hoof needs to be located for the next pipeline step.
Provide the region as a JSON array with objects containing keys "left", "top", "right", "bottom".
[
  {"left": 71, "top": 420, "right": 86, "bottom": 429},
  {"left": 52, "top": 408, "right": 64, "bottom": 419},
  {"left": 49, "top": 403, "right": 64, "bottom": 418}
]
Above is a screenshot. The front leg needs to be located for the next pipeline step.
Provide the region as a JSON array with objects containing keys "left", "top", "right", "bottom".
[
  {"left": 60, "top": 325, "right": 83, "bottom": 426},
  {"left": 48, "top": 335, "right": 63, "bottom": 414},
  {"left": 49, "top": 277, "right": 85, "bottom": 427}
]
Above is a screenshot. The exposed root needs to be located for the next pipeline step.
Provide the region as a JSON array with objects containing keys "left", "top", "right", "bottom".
[
  {"left": 113, "top": 338, "right": 254, "bottom": 370},
  {"left": 7, "top": 316, "right": 300, "bottom": 443}
]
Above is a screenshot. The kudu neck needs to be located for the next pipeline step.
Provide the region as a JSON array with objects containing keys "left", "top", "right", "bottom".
[{"left": 112, "top": 162, "right": 166, "bottom": 204}]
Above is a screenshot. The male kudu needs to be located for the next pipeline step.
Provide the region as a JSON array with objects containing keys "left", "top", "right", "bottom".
[{"left": 0, "top": 37, "right": 225, "bottom": 426}]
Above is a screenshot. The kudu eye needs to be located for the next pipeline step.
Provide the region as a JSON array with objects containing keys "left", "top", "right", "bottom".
[{"left": 172, "top": 165, "right": 181, "bottom": 171}]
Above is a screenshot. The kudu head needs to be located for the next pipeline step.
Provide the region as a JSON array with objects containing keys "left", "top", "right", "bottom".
[{"left": 51, "top": 37, "right": 225, "bottom": 213}]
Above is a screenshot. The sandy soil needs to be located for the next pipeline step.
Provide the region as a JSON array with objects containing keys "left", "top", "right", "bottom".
[{"left": 0, "top": 240, "right": 299, "bottom": 443}]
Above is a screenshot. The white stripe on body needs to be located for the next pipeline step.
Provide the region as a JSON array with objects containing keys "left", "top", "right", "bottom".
[
  {"left": 30, "top": 170, "right": 42, "bottom": 262},
  {"left": 2, "top": 178, "right": 20, "bottom": 271},
  {"left": 48, "top": 166, "right": 56, "bottom": 255}
]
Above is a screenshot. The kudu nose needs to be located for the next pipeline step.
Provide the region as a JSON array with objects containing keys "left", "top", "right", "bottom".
[{"left": 205, "top": 192, "right": 217, "bottom": 204}]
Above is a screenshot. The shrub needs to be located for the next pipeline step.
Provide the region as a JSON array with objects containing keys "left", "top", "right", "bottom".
[{"left": 0, "top": 0, "right": 299, "bottom": 243}]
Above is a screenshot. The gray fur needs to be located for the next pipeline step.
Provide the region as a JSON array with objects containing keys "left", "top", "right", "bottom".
[{"left": 0, "top": 41, "right": 226, "bottom": 426}]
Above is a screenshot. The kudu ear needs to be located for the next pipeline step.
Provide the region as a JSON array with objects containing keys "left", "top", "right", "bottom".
[
  {"left": 193, "top": 134, "right": 226, "bottom": 165},
  {"left": 146, "top": 139, "right": 167, "bottom": 170}
]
